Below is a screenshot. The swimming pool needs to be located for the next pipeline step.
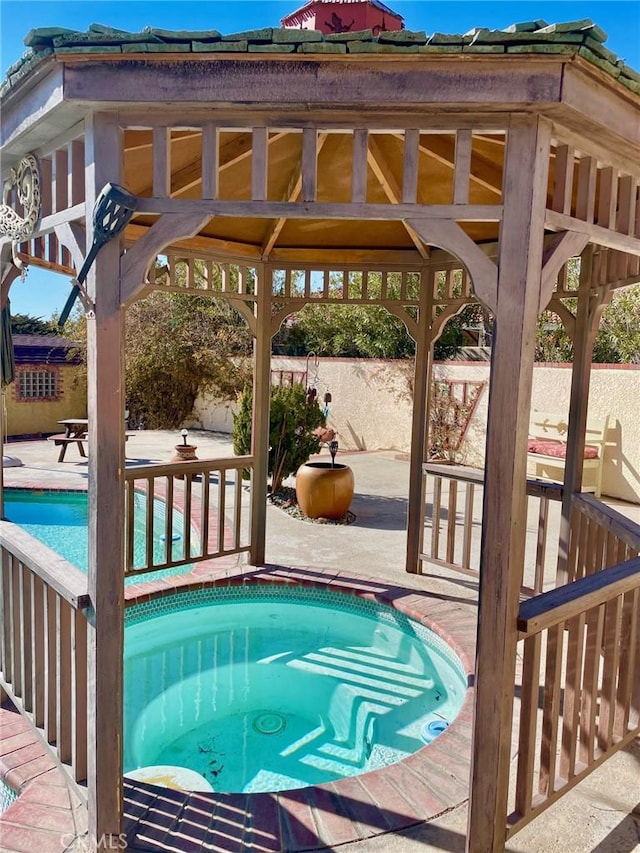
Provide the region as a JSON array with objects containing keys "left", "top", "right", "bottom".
[
  {"left": 124, "top": 584, "right": 468, "bottom": 793},
  {"left": 3, "top": 489, "right": 193, "bottom": 585}
]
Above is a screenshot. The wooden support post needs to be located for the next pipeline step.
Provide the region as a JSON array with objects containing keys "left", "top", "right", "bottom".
[
  {"left": 405, "top": 269, "right": 434, "bottom": 574},
  {"left": 467, "top": 117, "right": 551, "bottom": 853},
  {"left": 84, "top": 112, "right": 126, "bottom": 849},
  {"left": 556, "top": 246, "right": 602, "bottom": 584},
  {"left": 250, "top": 263, "right": 271, "bottom": 566}
]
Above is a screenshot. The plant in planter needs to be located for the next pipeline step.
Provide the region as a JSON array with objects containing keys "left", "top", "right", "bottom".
[{"left": 233, "top": 381, "right": 326, "bottom": 495}]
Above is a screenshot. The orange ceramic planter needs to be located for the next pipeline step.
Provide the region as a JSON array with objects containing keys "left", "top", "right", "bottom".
[{"left": 295, "top": 462, "right": 355, "bottom": 520}]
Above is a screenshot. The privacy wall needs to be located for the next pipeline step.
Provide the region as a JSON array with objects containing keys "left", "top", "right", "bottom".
[{"left": 189, "top": 358, "right": 640, "bottom": 504}]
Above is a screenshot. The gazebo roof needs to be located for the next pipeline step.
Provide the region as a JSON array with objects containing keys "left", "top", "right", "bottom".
[
  {"left": 1, "top": 16, "right": 638, "bottom": 266},
  {"left": 2, "top": 18, "right": 639, "bottom": 98}
]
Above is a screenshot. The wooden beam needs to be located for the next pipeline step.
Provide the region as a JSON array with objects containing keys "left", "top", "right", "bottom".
[
  {"left": 152, "top": 127, "right": 170, "bottom": 198},
  {"left": 53, "top": 221, "right": 86, "bottom": 272},
  {"left": 351, "top": 128, "right": 369, "bottom": 204},
  {"left": 546, "top": 297, "right": 576, "bottom": 342},
  {"left": 201, "top": 123, "right": 219, "bottom": 200},
  {"left": 135, "top": 197, "right": 502, "bottom": 221},
  {"left": 520, "top": 556, "right": 640, "bottom": 636},
  {"left": 597, "top": 166, "right": 618, "bottom": 229},
  {"left": 556, "top": 246, "right": 609, "bottom": 584},
  {"left": 551, "top": 144, "right": 574, "bottom": 215},
  {"left": 269, "top": 247, "right": 425, "bottom": 265},
  {"left": 0, "top": 259, "right": 22, "bottom": 516},
  {"left": 53, "top": 221, "right": 93, "bottom": 311},
  {"left": 467, "top": 116, "right": 551, "bottom": 853},
  {"left": 301, "top": 128, "right": 319, "bottom": 203},
  {"left": 52, "top": 148, "right": 68, "bottom": 214},
  {"left": 575, "top": 156, "right": 597, "bottom": 224},
  {"left": 250, "top": 264, "right": 271, "bottom": 566},
  {"left": 616, "top": 175, "right": 637, "bottom": 237},
  {"left": 24, "top": 203, "right": 87, "bottom": 240},
  {"left": 251, "top": 127, "right": 268, "bottom": 202},
  {"left": 61, "top": 57, "right": 565, "bottom": 115},
  {"left": 546, "top": 210, "right": 640, "bottom": 257},
  {"left": 402, "top": 128, "right": 419, "bottom": 204},
  {"left": 453, "top": 129, "right": 473, "bottom": 204},
  {"left": 405, "top": 269, "right": 434, "bottom": 573}
]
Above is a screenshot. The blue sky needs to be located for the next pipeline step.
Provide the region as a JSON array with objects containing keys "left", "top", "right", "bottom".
[{"left": 2, "top": 0, "right": 639, "bottom": 319}]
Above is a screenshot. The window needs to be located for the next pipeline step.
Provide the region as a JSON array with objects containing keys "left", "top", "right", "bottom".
[{"left": 18, "top": 370, "right": 59, "bottom": 400}]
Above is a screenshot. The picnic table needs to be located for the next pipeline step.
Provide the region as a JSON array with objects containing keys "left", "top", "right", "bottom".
[
  {"left": 48, "top": 418, "right": 88, "bottom": 462},
  {"left": 48, "top": 419, "right": 136, "bottom": 462}
]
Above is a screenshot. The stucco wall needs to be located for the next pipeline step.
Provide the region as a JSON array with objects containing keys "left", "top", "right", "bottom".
[
  {"left": 4, "top": 365, "right": 87, "bottom": 437},
  {"left": 189, "top": 358, "right": 640, "bottom": 503}
]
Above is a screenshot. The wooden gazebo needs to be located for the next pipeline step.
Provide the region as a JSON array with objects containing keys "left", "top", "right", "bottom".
[{"left": 1, "top": 15, "right": 639, "bottom": 852}]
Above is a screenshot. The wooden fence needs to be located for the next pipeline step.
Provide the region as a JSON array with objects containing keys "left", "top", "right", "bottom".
[
  {"left": 420, "top": 464, "right": 640, "bottom": 840},
  {"left": 123, "top": 455, "right": 253, "bottom": 577},
  {"left": 509, "top": 552, "right": 640, "bottom": 835},
  {"left": 0, "top": 524, "right": 90, "bottom": 792},
  {"left": 0, "top": 453, "right": 253, "bottom": 795},
  {"left": 420, "top": 463, "right": 564, "bottom": 595},
  {"left": 565, "top": 493, "right": 640, "bottom": 581}
]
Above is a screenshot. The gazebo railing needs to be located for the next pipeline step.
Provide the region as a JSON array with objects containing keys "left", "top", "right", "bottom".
[
  {"left": 508, "top": 553, "right": 640, "bottom": 837},
  {"left": 0, "top": 523, "right": 90, "bottom": 792},
  {"left": 564, "top": 493, "right": 640, "bottom": 582},
  {"left": 420, "top": 463, "right": 564, "bottom": 595},
  {"left": 123, "top": 455, "right": 253, "bottom": 577}
]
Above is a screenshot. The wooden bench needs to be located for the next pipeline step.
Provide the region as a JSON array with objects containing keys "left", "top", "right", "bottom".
[
  {"left": 48, "top": 431, "right": 136, "bottom": 463},
  {"left": 527, "top": 411, "right": 610, "bottom": 498}
]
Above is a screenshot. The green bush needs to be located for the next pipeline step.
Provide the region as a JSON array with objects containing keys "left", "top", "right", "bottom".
[{"left": 233, "top": 382, "right": 326, "bottom": 494}]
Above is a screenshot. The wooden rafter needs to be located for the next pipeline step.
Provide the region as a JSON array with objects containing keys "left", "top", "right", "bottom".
[
  {"left": 133, "top": 131, "right": 290, "bottom": 199},
  {"left": 261, "top": 133, "right": 328, "bottom": 257},
  {"left": 367, "top": 136, "right": 429, "bottom": 260},
  {"left": 392, "top": 132, "right": 503, "bottom": 197}
]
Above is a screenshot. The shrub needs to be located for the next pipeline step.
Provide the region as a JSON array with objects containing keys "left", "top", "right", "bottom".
[{"left": 233, "top": 382, "right": 326, "bottom": 494}]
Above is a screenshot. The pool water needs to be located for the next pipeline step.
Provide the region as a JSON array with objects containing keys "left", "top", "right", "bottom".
[
  {"left": 124, "top": 585, "right": 467, "bottom": 793},
  {"left": 4, "top": 489, "right": 192, "bottom": 585}
]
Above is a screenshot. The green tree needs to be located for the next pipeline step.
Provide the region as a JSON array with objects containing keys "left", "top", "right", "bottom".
[
  {"left": 124, "top": 290, "right": 252, "bottom": 428},
  {"left": 273, "top": 271, "right": 490, "bottom": 361},
  {"left": 535, "top": 285, "right": 640, "bottom": 364},
  {"left": 274, "top": 302, "right": 416, "bottom": 358},
  {"left": 593, "top": 285, "right": 640, "bottom": 363},
  {"left": 233, "top": 382, "right": 326, "bottom": 494},
  {"left": 57, "top": 285, "right": 253, "bottom": 427},
  {"left": 535, "top": 308, "right": 575, "bottom": 363},
  {"left": 10, "top": 313, "right": 56, "bottom": 335}
]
